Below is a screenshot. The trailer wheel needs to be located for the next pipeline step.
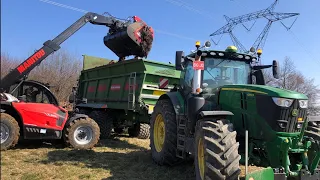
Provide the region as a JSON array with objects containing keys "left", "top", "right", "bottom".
[
  {"left": 128, "top": 123, "right": 150, "bottom": 139},
  {"left": 195, "top": 119, "right": 241, "bottom": 180},
  {"left": 1, "top": 113, "right": 20, "bottom": 150},
  {"left": 89, "top": 110, "right": 113, "bottom": 139},
  {"left": 150, "top": 99, "right": 181, "bottom": 165},
  {"left": 63, "top": 117, "right": 100, "bottom": 150}
]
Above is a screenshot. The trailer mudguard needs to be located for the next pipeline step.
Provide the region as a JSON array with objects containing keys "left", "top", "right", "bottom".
[{"left": 158, "top": 91, "right": 185, "bottom": 115}]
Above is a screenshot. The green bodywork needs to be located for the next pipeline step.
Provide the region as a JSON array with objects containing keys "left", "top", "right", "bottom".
[
  {"left": 75, "top": 55, "right": 180, "bottom": 124},
  {"left": 161, "top": 48, "right": 319, "bottom": 178}
]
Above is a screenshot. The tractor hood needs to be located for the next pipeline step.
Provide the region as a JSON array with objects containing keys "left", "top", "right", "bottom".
[{"left": 220, "top": 84, "right": 308, "bottom": 99}]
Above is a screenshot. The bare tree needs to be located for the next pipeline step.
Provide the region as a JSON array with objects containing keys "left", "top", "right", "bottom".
[
  {"left": 1, "top": 52, "right": 20, "bottom": 78},
  {"left": 1, "top": 49, "right": 83, "bottom": 102}
]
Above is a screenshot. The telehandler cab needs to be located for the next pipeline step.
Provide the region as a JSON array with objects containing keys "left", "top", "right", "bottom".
[{"left": 150, "top": 41, "right": 319, "bottom": 180}]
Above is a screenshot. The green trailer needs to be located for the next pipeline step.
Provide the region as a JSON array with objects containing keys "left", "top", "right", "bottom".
[{"left": 73, "top": 55, "right": 181, "bottom": 139}]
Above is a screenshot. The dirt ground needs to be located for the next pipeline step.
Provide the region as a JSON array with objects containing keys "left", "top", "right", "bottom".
[{"left": 1, "top": 134, "right": 263, "bottom": 180}]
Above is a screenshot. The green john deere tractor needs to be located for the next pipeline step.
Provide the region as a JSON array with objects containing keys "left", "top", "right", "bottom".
[{"left": 150, "top": 41, "right": 319, "bottom": 180}]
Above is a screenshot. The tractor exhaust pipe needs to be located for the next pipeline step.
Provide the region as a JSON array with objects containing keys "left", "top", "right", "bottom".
[{"left": 245, "top": 130, "right": 249, "bottom": 176}]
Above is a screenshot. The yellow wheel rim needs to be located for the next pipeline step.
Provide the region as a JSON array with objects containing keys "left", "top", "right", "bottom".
[
  {"left": 154, "top": 113, "right": 165, "bottom": 152},
  {"left": 198, "top": 137, "right": 205, "bottom": 180}
]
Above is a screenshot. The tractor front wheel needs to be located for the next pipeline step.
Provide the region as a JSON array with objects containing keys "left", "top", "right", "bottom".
[
  {"left": 194, "top": 119, "right": 241, "bottom": 180},
  {"left": 305, "top": 125, "right": 320, "bottom": 168},
  {"left": 150, "top": 99, "right": 181, "bottom": 165},
  {"left": 63, "top": 117, "right": 100, "bottom": 150},
  {"left": 0, "top": 113, "right": 20, "bottom": 150}
]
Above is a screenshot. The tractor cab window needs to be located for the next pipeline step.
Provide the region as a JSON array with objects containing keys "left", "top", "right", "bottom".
[
  {"left": 183, "top": 61, "right": 194, "bottom": 89},
  {"left": 202, "top": 58, "right": 250, "bottom": 88}
]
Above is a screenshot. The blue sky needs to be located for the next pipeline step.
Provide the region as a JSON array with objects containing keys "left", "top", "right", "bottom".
[{"left": 1, "top": 0, "right": 319, "bottom": 85}]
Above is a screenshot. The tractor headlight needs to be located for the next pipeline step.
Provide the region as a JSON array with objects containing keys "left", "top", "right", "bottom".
[
  {"left": 298, "top": 100, "right": 308, "bottom": 108},
  {"left": 272, "top": 97, "right": 293, "bottom": 107}
]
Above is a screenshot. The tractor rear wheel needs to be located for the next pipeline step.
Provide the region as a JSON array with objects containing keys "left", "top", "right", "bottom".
[
  {"left": 89, "top": 110, "right": 113, "bottom": 139},
  {"left": 63, "top": 117, "right": 100, "bottom": 149},
  {"left": 0, "top": 113, "right": 20, "bottom": 150},
  {"left": 150, "top": 99, "right": 181, "bottom": 165},
  {"left": 194, "top": 119, "right": 241, "bottom": 180},
  {"left": 128, "top": 123, "right": 150, "bottom": 139}
]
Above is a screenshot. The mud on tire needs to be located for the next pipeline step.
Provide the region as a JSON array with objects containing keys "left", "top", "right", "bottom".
[
  {"left": 1, "top": 113, "right": 20, "bottom": 150},
  {"left": 89, "top": 110, "right": 113, "bottom": 139},
  {"left": 150, "top": 99, "right": 181, "bottom": 165},
  {"left": 63, "top": 117, "right": 100, "bottom": 150},
  {"left": 195, "top": 119, "right": 241, "bottom": 180},
  {"left": 128, "top": 123, "right": 150, "bottom": 139}
]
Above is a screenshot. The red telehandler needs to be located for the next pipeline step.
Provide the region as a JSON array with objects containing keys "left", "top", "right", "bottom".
[{"left": 0, "top": 12, "right": 154, "bottom": 150}]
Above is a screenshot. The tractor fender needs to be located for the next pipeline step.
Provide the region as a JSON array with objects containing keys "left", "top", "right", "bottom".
[
  {"left": 158, "top": 91, "right": 185, "bottom": 115},
  {"left": 197, "top": 110, "right": 234, "bottom": 119}
]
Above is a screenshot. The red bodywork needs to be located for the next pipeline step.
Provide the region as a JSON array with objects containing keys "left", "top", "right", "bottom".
[{"left": 12, "top": 102, "right": 68, "bottom": 131}]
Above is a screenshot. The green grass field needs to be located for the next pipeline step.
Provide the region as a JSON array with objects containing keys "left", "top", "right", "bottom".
[{"left": 1, "top": 134, "right": 260, "bottom": 180}]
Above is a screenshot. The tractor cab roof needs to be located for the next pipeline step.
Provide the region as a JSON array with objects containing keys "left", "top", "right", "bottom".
[{"left": 186, "top": 45, "right": 258, "bottom": 63}]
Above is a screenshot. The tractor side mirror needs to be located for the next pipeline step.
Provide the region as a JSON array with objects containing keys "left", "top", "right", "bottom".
[
  {"left": 68, "top": 87, "right": 77, "bottom": 103},
  {"left": 68, "top": 94, "right": 74, "bottom": 103},
  {"left": 175, "top": 51, "right": 185, "bottom": 71},
  {"left": 272, "top": 60, "right": 279, "bottom": 79}
]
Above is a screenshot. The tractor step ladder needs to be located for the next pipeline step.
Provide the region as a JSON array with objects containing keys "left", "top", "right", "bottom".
[
  {"left": 128, "top": 72, "right": 136, "bottom": 111},
  {"left": 176, "top": 115, "right": 187, "bottom": 159}
]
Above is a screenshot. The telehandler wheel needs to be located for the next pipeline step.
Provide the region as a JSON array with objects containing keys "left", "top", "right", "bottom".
[
  {"left": 150, "top": 99, "right": 181, "bottom": 165},
  {"left": 63, "top": 117, "right": 100, "bottom": 150},
  {"left": 0, "top": 113, "right": 20, "bottom": 150},
  {"left": 89, "top": 110, "right": 113, "bottom": 139},
  {"left": 128, "top": 123, "right": 150, "bottom": 139},
  {"left": 194, "top": 119, "right": 241, "bottom": 180}
]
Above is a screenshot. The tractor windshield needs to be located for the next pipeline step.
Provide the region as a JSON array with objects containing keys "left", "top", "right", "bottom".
[{"left": 202, "top": 58, "right": 251, "bottom": 88}]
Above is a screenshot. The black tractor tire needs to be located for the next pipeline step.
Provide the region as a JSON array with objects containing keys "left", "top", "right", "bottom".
[
  {"left": 194, "top": 119, "right": 241, "bottom": 180},
  {"left": 63, "top": 117, "right": 100, "bottom": 150},
  {"left": 305, "top": 125, "right": 320, "bottom": 168},
  {"left": 88, "top": 110, "right": 113, "bottom": 139},
  {"left": 1, "top": 113, "right": 20, "bottom": 150},
  {"left": 150, "top": 99, "right": 181, "bottom": 165},
  {"left": 128, "top": 123, "right": 150, "bottom": 139}
]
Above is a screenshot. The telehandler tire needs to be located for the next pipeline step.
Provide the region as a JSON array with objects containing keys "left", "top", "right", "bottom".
[
  {"left": 63, "top": 117, "right": 100, "bottom": 150},
  {"left": 194, "top": 119, "right": 241, "bottom": 180},
  {"left": 128, "top": 123, "right": 150, "bottom": 139},
  {"left": 0, "top": 113, "right": 20, "bottom": 150},
  {"left": 89, "top": 110, "right": 113, "bottom": 139},
  {"left": 150, "top": 99, "right": 181, "bottom": 165}
]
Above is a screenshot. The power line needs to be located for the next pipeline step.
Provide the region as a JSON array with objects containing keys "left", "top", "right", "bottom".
[
  {"left": 163, "top": 0, "right": 218, "bottom": 21},
  {"left": 287, "top": 29, "right": 318, "bottom": 62},
  {"left": 38, "top": 0, "right": 197, "bottom": 41}
]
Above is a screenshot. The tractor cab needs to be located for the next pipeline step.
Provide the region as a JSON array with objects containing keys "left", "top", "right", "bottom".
[{"left": 175, "top": 41, "right": 279, "bottom": 95}]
